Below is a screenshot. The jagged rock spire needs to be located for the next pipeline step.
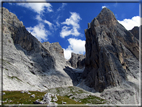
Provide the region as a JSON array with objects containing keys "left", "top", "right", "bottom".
[
  {"left": 96, "top": 8, "right": 117, "bottom": 25},
  {"left": 82, "top": 7, "right": 139, "bottom": 92}
]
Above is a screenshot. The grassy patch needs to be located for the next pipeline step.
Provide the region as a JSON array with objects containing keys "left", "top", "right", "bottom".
[
  {"left": 3, "top": 86, "right": 108, "bottom": 105},
  {"left": 45, "top": 86, "right": 108, "bottom": 104},
  {"left": 3, "top": 91, "right": 46, "bottom": 104},
  {"left": 80, "top": 95, "right": 107, "bottom": 104},
  {"left": 56, "top": 95, "right": 83, "bottom": 104}
]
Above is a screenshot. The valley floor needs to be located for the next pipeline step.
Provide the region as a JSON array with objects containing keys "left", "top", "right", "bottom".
[{"left": 2, "top": 86, "right": 108, "bottom": 106}]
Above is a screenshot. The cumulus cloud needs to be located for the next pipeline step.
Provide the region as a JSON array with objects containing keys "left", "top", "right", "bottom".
[
  {"left": 26, "top": 23, "right": 50, "bottom": 42},
  {"left": 63, "top": 38, "right": 85, "bottom": 59},
  {"left": 17, "top": 3, "right": 53, "bottom": 14},
  {"left": 25, "top": 9, "right": 53, "bottom": 42},
  {"left": 60, "top": 26, "right": 72, "bottom": 37},
  {"left": 102, "top": 6, "right": 107, "bottom": 9},
  {"left": 118, "top": 16, "right": 140, "bottom": 30},
  {"left": 60, "top": 12, "right": 81, "bottom": 38},
  {"left": 63, "top": 49, "right": 73, "bottom": 60}
]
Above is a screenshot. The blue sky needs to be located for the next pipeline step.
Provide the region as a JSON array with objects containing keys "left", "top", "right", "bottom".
[{"left": 3, "top": 2, "right": 140, "bottom": 59}]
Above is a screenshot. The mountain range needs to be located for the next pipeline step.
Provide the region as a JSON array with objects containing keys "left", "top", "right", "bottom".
[{"left": 1, "top": 7, "right": 141, "bottom": 105}]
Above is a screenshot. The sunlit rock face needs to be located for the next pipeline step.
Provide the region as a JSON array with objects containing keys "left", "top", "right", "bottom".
[
  {"left": 1, "top": 7, "right": 73, "bottom": 91},
  {"left": 1, "top": 6, "right": 141, "bottom": 105},
  {"left": 82, "top": 8, "right": 140, "bottom": 93}
]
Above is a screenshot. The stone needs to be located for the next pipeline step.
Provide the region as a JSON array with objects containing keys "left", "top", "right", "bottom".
[
  {"left": 129, "top": 26, "right": 139, "bottom": 40},
  {"left": 1, "top": 7, "right": 73, "bottom": 91},
  {"left": 100, "top": 87, "right": 137, "bottom": 104},
  {"left": 53, "top": 94, "right": 58, "bottom": 102},
  {"left": 33, "top": 99, "right": 44, "bottom": 104},
  {"left": 34, "top": 93, "right": 58, "bottom": 104},
  {"left": 1, "top": 6, "right": 140, "bottom": 105},
  {"left": 28, "top": 92, "right": 31, "bottom": 94},
  {"left": 31, "top": 94, "right": 35, "bottom": 98},
  {"left": 42, "top": 42, "right": 64, "bottom": 58},
  {"left": 68, "top": 93, "right": 73, "bottom": 96},
  {"left": 21, "top": 91, "right": 24, "bottom": 93},
  {"left": 62, "top": 101, "right": 66, "bottom": 104},
  {"left": 68, "top": 52, "right": 85, "bottom": 69},
  {"left": 82, "top": 8, "right": 140, "bottom": 93},
  {"left": 63, "top": 66, "right": 83, "bottom": 86},
  {"left": 3, "top": 92, "right": 5, "bottom": 95},
  {"left": 42, "top": 93, "right": 52, "bottom": 104}
]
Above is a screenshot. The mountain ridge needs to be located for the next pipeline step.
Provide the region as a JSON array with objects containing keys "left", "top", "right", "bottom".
[
  {"left": 1, "top": 7, "right": 73, "bottom": 91},
  {"left": 1, "top": 7, "right": 141, "bottom": 105},
  {"left": 81, "top": 7, "right": 140, "bottom": 104}
]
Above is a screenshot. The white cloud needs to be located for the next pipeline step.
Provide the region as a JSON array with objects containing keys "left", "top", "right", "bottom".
[
  {"left": 63, "top": 49, "right": 73, "bottom": 60},
  {"left": 102, "top": 6, "right": 107, "bottom": 9},
  {"left": 26, "top": 23, "right": 50, "bottom": 42},
  {"left": 64, "top": 38, "right": 85, "bottom": 59},
  {"left": 56, "top": 21, "right": 60, "bottom": 27},
  {"left": 10, "top": 1, "right": 55, "bottom": 42},
  {"left": 60, "top": 26, "right": 72, "bottom": 37},
  {"left": 68, "top": 38, "right": 85, "bottom": 53},
  {"left": 35, "top": 15, "right": 42, "bottom": 21},
  {"left": 35, "top": 14, "right": 53, "bottom": 29},
  {"left": 60, "top": 12, "right": 81, "bottom": 38},
  {"left": 57, "top": 3, "right": 67, "bottom": 11},
  {"left": 44, "top": 20, "right": 53, "bottom": 29},
  {"left": 118, "top": 16, "right": 140, "bottom": 30},
  {"left": 17, "top": 3, "right": 53, "bottom": 14}
]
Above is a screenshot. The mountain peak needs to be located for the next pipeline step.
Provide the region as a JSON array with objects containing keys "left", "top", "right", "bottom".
[{"left": 96, "top": 8, "right": 117, "bottom": 25}]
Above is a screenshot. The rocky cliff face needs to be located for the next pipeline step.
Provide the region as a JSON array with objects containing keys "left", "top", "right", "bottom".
[
  {"left": 42, "top": 42, "right": 64, "bottom": 58},
  {"left": 1, "top": 7, "right": 141, "bottom": 105},
  {"left": 82, "top": 8, "right": 140, "bottom": 94},
  {"left": 42, "top": 42, "right": 66, "bottom": 69},
  {"left": 1, "top": 7, "right": 73, "bottom": 91},
  {"left": 129, "top": 26, "right": 139, "bottom": 40},
  {"left": 67, "top": 53, "right": 85, "bottom": 69}
]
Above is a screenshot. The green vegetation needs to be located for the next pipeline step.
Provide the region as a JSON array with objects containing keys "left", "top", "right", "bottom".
[
  {"left": 79, "top": 95, "right": 107, "bottom": 104},
  {"left": 3, "top": 91, "right": 46, "bottom": 104},
  {"left": 56, "top": 96, "right": 82, "bottom": 104},
  {"left": 3, "top": 86, "right": 108, "bottom": 105},
  {"left": 46, "top": 86, "right": 107, "bottom": 104}
]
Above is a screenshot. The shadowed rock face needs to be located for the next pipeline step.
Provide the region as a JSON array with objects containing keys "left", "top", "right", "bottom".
[
  {"left": 82, "top": 8, "right": 139, "bottom": 92},
  {"left": 2, "top": 7, "right": 55, "bottom": 72},
  {"left": 68, "top": 53, "right": 85, "bottom": 69},
  {"left": 129, "top": 26, "right": 139, "bottom": 40}
]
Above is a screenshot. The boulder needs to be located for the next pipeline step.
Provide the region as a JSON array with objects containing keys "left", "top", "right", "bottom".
[{"left": 31, "top": 94, "right": 35, "bottom": 98}]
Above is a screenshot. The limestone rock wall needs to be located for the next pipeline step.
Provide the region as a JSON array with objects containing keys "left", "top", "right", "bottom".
[
  {"left": 129, "top": 26, "right": 139, "bottom": 40},
  {"left": 1, "top": 7, "right": 73, "bottom": 91},
  {"left": 68, "top": 53, "right": 85, "bottom": 69},
  {"left": 82, "top": 8, "right": 140, "bottom": 92}
]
